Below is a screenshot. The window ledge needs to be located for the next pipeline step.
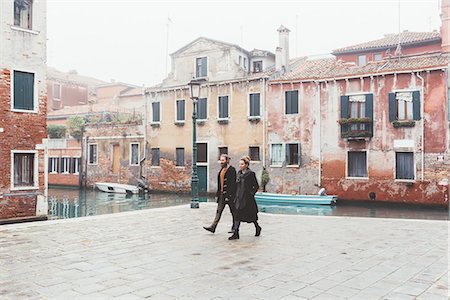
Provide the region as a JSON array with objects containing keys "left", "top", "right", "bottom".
[
  {"left": 395, "top": 179, "right": 415, "bottom": 184},
  {"left": 196, "top": 120, "right": 207, "bottom": 125},
  {"left": 286, "top": 165, "right": 300, "bottom": 168},
  {"left": 151, "top": 166, "right": 161, "bottom": 169},
  {"left": 11, "top": 26, "right": 39, "bottom": 35},
  {"left": 270, "top": 165, "right": 283, "bottom": 168},
  {"left": 248, "top": 116, "right": 261, "bottom": 122},
  {"left": 150, "top": 122, "right": 161, "bottom": 127},
  {"left": 130, "top": 164, "right": 139, "bottom": 167},
  {"left": 175, "top": 121, "right": 185, "bottom": 126},
  {"left": 176, "top": 166, "right": 186, "bottom": 169},
  {"left": 346, "top": 177, "right": 369, "bottom": 180},
  {"left": 217, "top": 118, "right": 229, "bottom": 124},
  {"left": 10, "top": 186, "right": 39, "bottom": 191},
  {"left": 88, "top": 163, "right": 98, "bottom": 166},
  {"left": 392, "top": 120, "right": 416, "bottom": 128},
  {"left": 11, "top": 108, "right": 38, "bottom": 114}
]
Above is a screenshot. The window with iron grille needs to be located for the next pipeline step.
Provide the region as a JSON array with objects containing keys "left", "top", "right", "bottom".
[{"left": 249, "top": 146, "right": 260, "bottom": 161}]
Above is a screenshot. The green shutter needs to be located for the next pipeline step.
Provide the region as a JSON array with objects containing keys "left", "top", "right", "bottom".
[
  {"left": 365, "top": 94, "right": 373, "bottom": 119},
  {"left": 285, "top": 144, "right": 289, "bottom": 166},
  {"left": 285, "top": 92, "right": 291, "bottom": 114},
  {"left": 412, "top": 91, "right": 421, "bottom": 120},
  {"left": 340, "top": 95, "right": 349, "bottom": 119},
  {"left": 388, "top": 93, "right": 396, "bottom": 122},
  {"left": 14, "top": 71, "right": 34, "bottom": 110},
  {"left": 298, "top": 144, "right": 301, "bottom": 166},
  {"left": 293, "top": 91, "right": 299, "bottom": 113}
]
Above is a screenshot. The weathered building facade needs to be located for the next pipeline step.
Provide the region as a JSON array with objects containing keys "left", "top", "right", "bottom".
[
  {"left": 265, "top": 1, "right": 450, "bottom": 206},
  {"left": 0, "top": 0, "right": 48, "bottom": 220}
]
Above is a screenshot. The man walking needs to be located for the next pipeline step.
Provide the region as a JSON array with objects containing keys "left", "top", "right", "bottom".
[{"left": 203, "top": 154, "right": 236, "bottom": 233}]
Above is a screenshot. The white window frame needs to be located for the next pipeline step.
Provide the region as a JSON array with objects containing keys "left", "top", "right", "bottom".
[
  {"left": 357, "top": 55, "right": 367, "bottom": 66},
  {"left": 270, "top": 143, "right": 283, "bottom": 168},
  {"left": 130, "top": 143, "right": 140, "bottom": 166},
  {"left": 346, "top": 151, "right": 369, "bottom": 180},
  {"left": 393, "top": 90, "right": 415, "bottom": 121},
  {"left": 49, "top": 156, "right": 59, "bottom": 174},
  {"left": 248, "top": 92, "right": 261, "bottom": 119},
  {"left": 88, "top": 143, "right": 98, "bottom": 165},
  {"left": 10, "top": 68, "right": 38, "bottom": 114},
  {"left": 394, "top": 151, "right": 416, "bottom": 182},
  {"left": 217, "top": 95, "right": 230, "bottom": 121},
  {"left": 61, "top": 156, "right": 71, "bottom": 174},
  {"left": 72, "top": 156, "right": 80, "bottom": 175},
  {"left": 175, "top": 99, "right": 186, "bottom": 123},
  {"left": 195, "top": 56, "right": 208, "bottom": 79},
  {"left": 10, "top": 150, "right": 39, "bottom": 191}
]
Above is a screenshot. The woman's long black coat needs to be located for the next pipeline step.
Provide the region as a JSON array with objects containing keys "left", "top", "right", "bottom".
[{"left": 233, "top": 169, "right": 259, "bottom": 223}]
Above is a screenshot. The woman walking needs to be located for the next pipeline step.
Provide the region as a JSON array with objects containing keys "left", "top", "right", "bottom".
[{"left": 229, "top": 156, "right": 262, "bottom": 240}]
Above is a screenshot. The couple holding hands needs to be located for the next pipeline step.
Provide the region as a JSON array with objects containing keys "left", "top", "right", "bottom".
[{"left": 203, "top": 154, "right": 262, "bottom": 240}]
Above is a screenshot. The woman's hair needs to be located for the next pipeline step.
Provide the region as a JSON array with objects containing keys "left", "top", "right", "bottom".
[{"left": 240, "top": 155, "right": 251, "bottom": 166}]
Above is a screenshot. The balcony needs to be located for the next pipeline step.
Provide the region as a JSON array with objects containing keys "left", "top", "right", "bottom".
[{"left": 339, "top": 118, "right": 373, "bottom": 140}]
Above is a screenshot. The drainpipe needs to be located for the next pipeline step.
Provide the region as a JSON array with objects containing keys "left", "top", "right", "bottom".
[
  {"left": 140, "top": 88, "right": 148, "bottom": 178},
  {"left": 416, "top": 72, "right": 425, "bottom": 181},
  {"left": 262, "top": 78, "right": 267, "bottom": 168},
  {"left": 315, "top": 81, "right": 321, "bottom": 187}
]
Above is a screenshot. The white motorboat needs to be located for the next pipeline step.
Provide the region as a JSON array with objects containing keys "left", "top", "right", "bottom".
[{"left": 95, "top": 182, "right": 139, "bottom": 194}]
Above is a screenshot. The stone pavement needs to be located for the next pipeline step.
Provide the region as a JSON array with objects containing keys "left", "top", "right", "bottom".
[{"left": 0, "top": 203, "right": 448, "bottom": 300}]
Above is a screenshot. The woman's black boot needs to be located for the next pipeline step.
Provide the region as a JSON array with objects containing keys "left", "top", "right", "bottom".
[
  {"left": 228, "top": 230, "right": 239, "bottom": 240},
  {"left": 255, "top": 223, "right": 262, "bottom": 237}
]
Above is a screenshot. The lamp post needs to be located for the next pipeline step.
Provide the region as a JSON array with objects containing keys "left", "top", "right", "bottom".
[{"left": 188, "top": 79, "right": 202, "bottom": 209}]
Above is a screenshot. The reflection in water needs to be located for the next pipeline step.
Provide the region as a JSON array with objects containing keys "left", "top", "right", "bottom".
[
  {"left": 48, "top": 188, "right": 448, "bottom": 221},
  {"left": 48, "top": 188, "right": 193, "bottom": 220}
]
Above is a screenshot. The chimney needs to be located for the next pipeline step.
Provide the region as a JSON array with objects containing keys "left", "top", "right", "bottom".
[
  {"left": 276, "top": 25, "right": 291, "bottom": 71},
  {"left": 275, "top": 47, "right": 282, "bottom": 71},
  {"left": 441, "top": 0, "right": 450, "bottom": 53}
]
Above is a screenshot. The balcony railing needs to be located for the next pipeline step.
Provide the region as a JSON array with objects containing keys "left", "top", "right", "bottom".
[{"left": 339, "top": 118, "right": 373, "bottom": 139}]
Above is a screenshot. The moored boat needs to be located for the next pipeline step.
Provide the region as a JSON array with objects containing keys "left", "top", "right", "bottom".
[
  {"left": 95, "top": 182, "right": 139, "bottom": 194},
  {"left": 255, "top": 192, "right": 337, "bottom": 206}
]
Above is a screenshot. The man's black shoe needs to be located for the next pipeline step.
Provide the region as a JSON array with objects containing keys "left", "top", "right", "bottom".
[{"left": 203, "top": 226, "right": 216, "bottom": 233}]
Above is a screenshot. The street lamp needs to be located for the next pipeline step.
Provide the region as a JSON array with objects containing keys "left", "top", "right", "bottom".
[{"left": 188, "top": 79, "right": 202, "bottom": 209}]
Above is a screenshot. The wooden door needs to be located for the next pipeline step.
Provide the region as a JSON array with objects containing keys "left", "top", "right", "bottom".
[{"left": 112, "top": 144, "right": 120, "bottom": 174}]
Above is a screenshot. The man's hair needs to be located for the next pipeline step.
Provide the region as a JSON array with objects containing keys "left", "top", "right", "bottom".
[{"left": 220, "top": 154, "right": 231, "bottom": 161}]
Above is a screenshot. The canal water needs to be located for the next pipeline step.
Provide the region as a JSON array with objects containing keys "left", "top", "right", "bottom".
[{"left": 48, "top": 188, "right": 448, "bottom": 221}]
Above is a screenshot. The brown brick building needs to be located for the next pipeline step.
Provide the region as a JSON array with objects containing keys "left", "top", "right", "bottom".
[{"left": 0, "top": 0, "right": 48, "bottom": 220}]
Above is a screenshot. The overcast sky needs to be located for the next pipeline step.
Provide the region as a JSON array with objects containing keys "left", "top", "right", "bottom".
[{"left": 47, "top": 0, "right": 441, "bottom": 86}]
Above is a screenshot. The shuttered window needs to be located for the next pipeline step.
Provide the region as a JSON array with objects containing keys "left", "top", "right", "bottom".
[
  {"left": 249, "top": 93, "right": 260, "bottom": 117},
  {"left": 218, "top": 96, "right": 229, "bottom": 119},
  {"left": 13, "top": 153, "right": 35, "bottom": 187},
  {"left": 152, "top": 102, "right": 161, "bottom": 122},
  {"left": 348, "top": 151, "right": 367, "bottom": 178},
  {"left": 389, "top": 91, "right": 421, "bottom": 122},
  {"left": 88, "top": 144, "right": 98, "bottom": 165},
  {"left": 285, "top": 91, "right": 299, "bottom": 114},
  {"left": 176, "top": 148, "right": 185, "bottom": 167},
  {"left": 286, "top": 143, "right": 301, "bottom": 166},
  {"left": 13, "top": 71, "right": 35, "bottom": 111},
  {"left": 197, "top": 98, "right": 207, "bottom": 120},
  {"left": 130, "top": 143, "right": 140, "bottom": 166},
  {"left": 249, "top": 146, "right": 260, "bottom": 161},
  {"left": 151, "top": 148, "right": 160, "bottom": 166},
  {"left": 197, "top": 143, "right": 208, "bottom": 163},
  {"left": 396, "top": 152, "right": 415, "bottom": 180},
  {"left": 176, "top": 100, "right": 185, "bottom": 121},
  {"left": 196, "top": 57, "right": 207, "bottom": 78},
  {"left": 271, "top": 144, "right": 283, "bottom": 166}
]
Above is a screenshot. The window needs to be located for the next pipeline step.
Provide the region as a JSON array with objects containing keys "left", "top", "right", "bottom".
[
  {"left": 130, "top": 143, "right": 140, "bottom": 166},
  {"left": 196, "top": 57, "right": 207, "bottom": 78},
  {"left": 197, "top": 143, "right": 208, "bottom": 163},
  {"left": 48, "top": 157, "right": 59, "bottom": 174},
  {"left": 218, "top": 147, "right": 228, "bottom": 160},
  {"left": 396, "top": 152, "right": 415, "bottom": 180},
  {"left": 249, "top": 146, "right": 260, "bottom": 161},
  {"left": 253, "top": 61, "right": 263, "bottom": 73},
  {"left": 71, "top": 157, "right": 80, "bottom": 174},
  {"left": 286, "top": 143, "right": 300, "bottom": 166},
  {"left": 53, "top": 83, "right": 61, "bottom": 100},
  {"left": 249, "top": 93, "right": 260, "bottom": 117},
  {"left": 152, "top": 102, "right": 161, "bottom": 123},
  {"left": 13, "top": 70, "right": 35, "bottom": 111},
  {"left": 176, "top": 100, "right": 185, "bottom": 122},
  {"left": 151, "top": 148, "right": 160, "bottom": 166},
  {"left": 243, "top": 57, "right": 247, "bottom": 70},
  {"left": 285, "top": 91, "right": 299, "bottom": 114},
  {"left": 14, "top": 0, "right": 33, "bottom": 30},
  {"left": 357, "top": 55, "right": 367, "bottom": 66},
  {"left": 389, "top": 91, "right": 421, "bottom": 122},
  {"left": 13, "top": 152, "right": 35, "bottom": 187},
  {"left": 218, "top": 96, "right": 229, "bottom": 119},
  {"left": 374, "top": 53, "right": 382, "bottom": 61},
  {"left": 239, "top": 56, "right": 242, "bottom": 65},
  {"left": 61, "top": 157, "right": 71, "bottom": 174},
  {"left": 176, "top": 148, "right": 185, "bottom": 167},
  {"left": 349, "top": 95, "right": 366, "bottom": 131},
  {"left": 348, "top": 152, "right": 367, "bottom": 178},
  {"left": 271, "top": 144, "right": 283, "bottom": 166},
  {"left": 88, "top": 144, "right": 98, "bottom": 165},
  {"left": 197, "top": 98, "right": 207, "bottom": 120}
]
